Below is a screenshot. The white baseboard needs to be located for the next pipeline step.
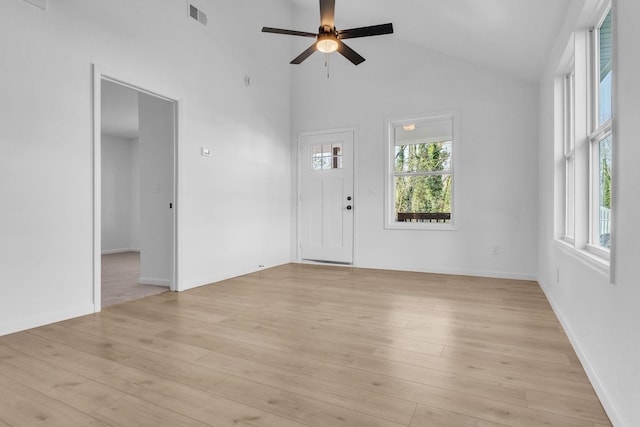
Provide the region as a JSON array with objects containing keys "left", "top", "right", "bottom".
[
  {"left": 538, "top": 279, "right": 625, "bottom": 427},
  {"left": 177, "top": 259, "right": 292, "bottom": 292},
  {"left": 101, "top": 248, "right": 140, "bottom": 255},
  {"left": 0, "top": 304, "right": 94, "bottom": 337},
  {"left": 138, "top": 277, "right": 170, "bottom": 287},
  {"left": 354, "top": 263, "right": 537, "bottom": 281}
]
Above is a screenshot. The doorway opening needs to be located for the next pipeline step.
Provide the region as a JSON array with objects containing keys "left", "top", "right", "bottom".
[{"left": 94, "top": 71, "right": 178, "bottom": 310}]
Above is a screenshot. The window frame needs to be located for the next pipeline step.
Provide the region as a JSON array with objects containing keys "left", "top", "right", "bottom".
[
  {"left": 563, "top": 69, "right": 576, "bottom": 243},
  {"left": 554, "top": 1, "right": 613, "bottom": 275},
  {"left": 586, "top": 6, "right": 613, "bottom": 259},
  {"left": 384, "top": 111, "right": 460, "bottom": 231}
]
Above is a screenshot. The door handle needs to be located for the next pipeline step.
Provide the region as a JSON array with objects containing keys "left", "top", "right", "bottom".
[{"left": 346, "top": 205, "right": 352, "bottom": 210}]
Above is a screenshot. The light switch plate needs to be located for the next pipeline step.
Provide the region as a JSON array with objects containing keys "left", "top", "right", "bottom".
[{"left": 201, "top": 147, "right": 211, "bottom": 157}]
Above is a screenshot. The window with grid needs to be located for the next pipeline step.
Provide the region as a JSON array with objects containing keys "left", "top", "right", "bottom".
[
  {"left": 556, "top": 3, "right": 613, "bottom": 267},
  {"left": 385, "top": 114, "right": 457, "bottom": 229},
  {"left": 589, "top": 7, "right": 613, "bottom": 253}
]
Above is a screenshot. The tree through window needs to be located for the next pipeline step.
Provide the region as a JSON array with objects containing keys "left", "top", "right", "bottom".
[{"left": 386, "top": 114, "right": 457, "bottom": 229}]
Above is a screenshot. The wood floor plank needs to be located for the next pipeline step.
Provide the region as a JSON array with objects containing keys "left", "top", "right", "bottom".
[
  {"left": 95, "top": 365, "right": 309, "bottom": 427},
  {"left": 0, "top": 263, "right": 610, "bottom": 426},
  {"left": 176, "top": 314, "right": 526, "bottom": 406},
  {"left": 1, "top": 333, "right": 303, "bottom": 427},
  {"left": 67, "top": 318, "right": 212, "bottom": 363},
  {"left": 193, "top": 350, "right": 418, "bottom": 425},
  {"left": 61, "top": 308, "right": 171, "bottom": 335},
  {"left": 0, "top": 343, "right": 208, "bottom": 427},
  {"left": 525, "top": 389, "right": 612, "bottom": 425},
  {"left": 313, "top": 363, "right": 596, "bottom": 427},
  {"left": 440, "top": 345, "right": 592, "bottom": 384},
  {"left": 410, "top": 404, "right": 510, "bottom": 427},
  {"left": 0, "top": 373, "right": 106, "bottom": 426},
  {"left": 157, "top": 327, "right": 327, "bottom": 375},
  {"left": 0, "top": 343, "right": 123, "bottom": 414},
  {"left": 372, "top": 346, "right": 600, "bottom": 400},
  {"left": 211, "top": 374, "right": 407, "bottom": 427},
  {"left": 28, "top": 324, "right": 230, "bottom": 393}
]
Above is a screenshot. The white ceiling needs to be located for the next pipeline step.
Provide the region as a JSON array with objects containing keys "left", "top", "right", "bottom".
[
  {"left": 289, "top": 0, "right": 572, "bottom": 82},
  {"left": 101, "top": 1, "right": 572, "bottom": 139}
]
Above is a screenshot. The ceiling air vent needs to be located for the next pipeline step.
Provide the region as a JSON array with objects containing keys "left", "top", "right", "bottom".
[{"left": 189, "top": 4, "right": 208, "bottom": 26}]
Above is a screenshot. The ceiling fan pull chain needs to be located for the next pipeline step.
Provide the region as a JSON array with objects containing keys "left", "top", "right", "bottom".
[{"left": 325, "top": 53, "right": 330, "bottom": 79}]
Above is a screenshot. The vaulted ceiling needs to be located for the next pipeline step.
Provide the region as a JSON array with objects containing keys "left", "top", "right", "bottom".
[
  {"left": 289, "top": 0, "right": 572, "bottom": 82},
  {"left": 103, "top": 0, "right": 573, "bottom": 139}
]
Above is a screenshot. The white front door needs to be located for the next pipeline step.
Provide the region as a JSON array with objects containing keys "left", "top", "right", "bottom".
[{"left": 299, "top": 130, "right": 354, "bottom": 264}]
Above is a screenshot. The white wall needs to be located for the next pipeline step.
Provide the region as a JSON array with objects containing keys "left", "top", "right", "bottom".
[
  {"left": 101, "top": 134, "right": 137, "bottom": 253},
  {"left": 0, "top": 0, "right": 293, "bottom": 335},
  {"left": 538, "top": 0, "right": 640, "bottom": 425},
  {"left": 290, "top": 7, "right": 540, "bottom": 279}
]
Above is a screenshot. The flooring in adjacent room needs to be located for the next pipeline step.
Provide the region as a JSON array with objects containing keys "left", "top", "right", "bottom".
[
  {"left": 0, "top": 264, "right": 611, "bottom": 426},
  {"left": 101, "top": 251, "right": 167, "bottom": 307}
]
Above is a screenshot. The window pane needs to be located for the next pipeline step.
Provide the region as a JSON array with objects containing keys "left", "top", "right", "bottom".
[
  {"left": 394, "top": 175, "right": 452, "bottom": 222},
  {"left": 565, "top": 156, "right": 575, "bottom": 238},
  {"left": 564, "top": 73, "right": 575, "bottom": 153},
  {"left": 599, "top": 9, "right": 612, "bottom": 125},
  {"left": 394, "top": 142, "right": 452, "bottom": 173},
  {"left": 598, "top": 135, "right": 612, "bottom": 248}
]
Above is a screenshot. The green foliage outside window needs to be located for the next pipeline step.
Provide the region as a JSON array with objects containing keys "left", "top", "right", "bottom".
[{"left": 394, "top": 142, "right": 452, "bottom": 216}]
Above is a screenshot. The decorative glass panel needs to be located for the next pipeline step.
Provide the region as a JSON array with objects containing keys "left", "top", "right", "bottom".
[{"left": 311, "top": 143, "right": 342, "bottom": 170}]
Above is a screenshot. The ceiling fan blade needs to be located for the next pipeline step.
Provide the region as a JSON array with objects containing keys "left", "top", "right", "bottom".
[
  {"left": 337, "top": 41, "right": 365, "bottom": 65},
  {"left": 262, "top": 27, "right": 317, "bottom": 38},
  {"left": 319, "top": 0, "right": 335, "bottom": 27},
  {"left": 337, "top": 23, "right": 394, "bottom": 39},
  {"left": 291, "top": 44, "right": 318, "bottom": 64}
]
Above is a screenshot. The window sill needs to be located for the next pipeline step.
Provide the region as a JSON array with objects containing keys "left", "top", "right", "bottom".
[
  {"left": 385, "top": 223, "right": 459, "bottom": 231},
  {"left": 554, "top": 239, "right": 610, "bottom": 277}
]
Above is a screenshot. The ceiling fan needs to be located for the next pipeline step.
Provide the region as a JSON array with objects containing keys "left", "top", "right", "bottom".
[{"left": 262, "top": 0, "right": 394, "bottom": 66}]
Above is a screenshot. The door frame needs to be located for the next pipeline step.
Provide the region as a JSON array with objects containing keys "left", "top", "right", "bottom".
[
  {"left": 92, "top": 64, "right": 181, "bottom": 312},
  {"left": 297, "top": 127, "right": 358, "bottom": 265}
]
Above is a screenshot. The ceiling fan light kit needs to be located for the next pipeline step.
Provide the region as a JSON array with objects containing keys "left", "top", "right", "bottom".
[
  {"left": 316, "top": 33, "right": 339, "bottom": 53},
  {"left": 262, "top": 0, "right": 393, "bottom": 66}
]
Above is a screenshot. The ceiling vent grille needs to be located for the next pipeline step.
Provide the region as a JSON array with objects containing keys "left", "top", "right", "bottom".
[{"left": 189, "top": 4, "right": 207, "bottom": 26}]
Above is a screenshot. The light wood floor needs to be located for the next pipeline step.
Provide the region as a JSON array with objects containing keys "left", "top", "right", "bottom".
[{"left": 0, "top": 264, "right": 611, "bottom": 426}]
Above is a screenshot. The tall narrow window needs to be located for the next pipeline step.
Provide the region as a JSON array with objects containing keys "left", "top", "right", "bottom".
[
  {"left": 554, "top": 2, "right": 613, "bottom": 271},
  {"left": 590, "top": 8, "right": 613, "bottom": 252},
  {"left": 385, "top": 113, "right": 457, "bottom": 229}
]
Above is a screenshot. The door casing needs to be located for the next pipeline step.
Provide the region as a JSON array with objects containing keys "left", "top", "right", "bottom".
[{"left": 92, "top": 64, "right": 181, "bottom": 311}]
